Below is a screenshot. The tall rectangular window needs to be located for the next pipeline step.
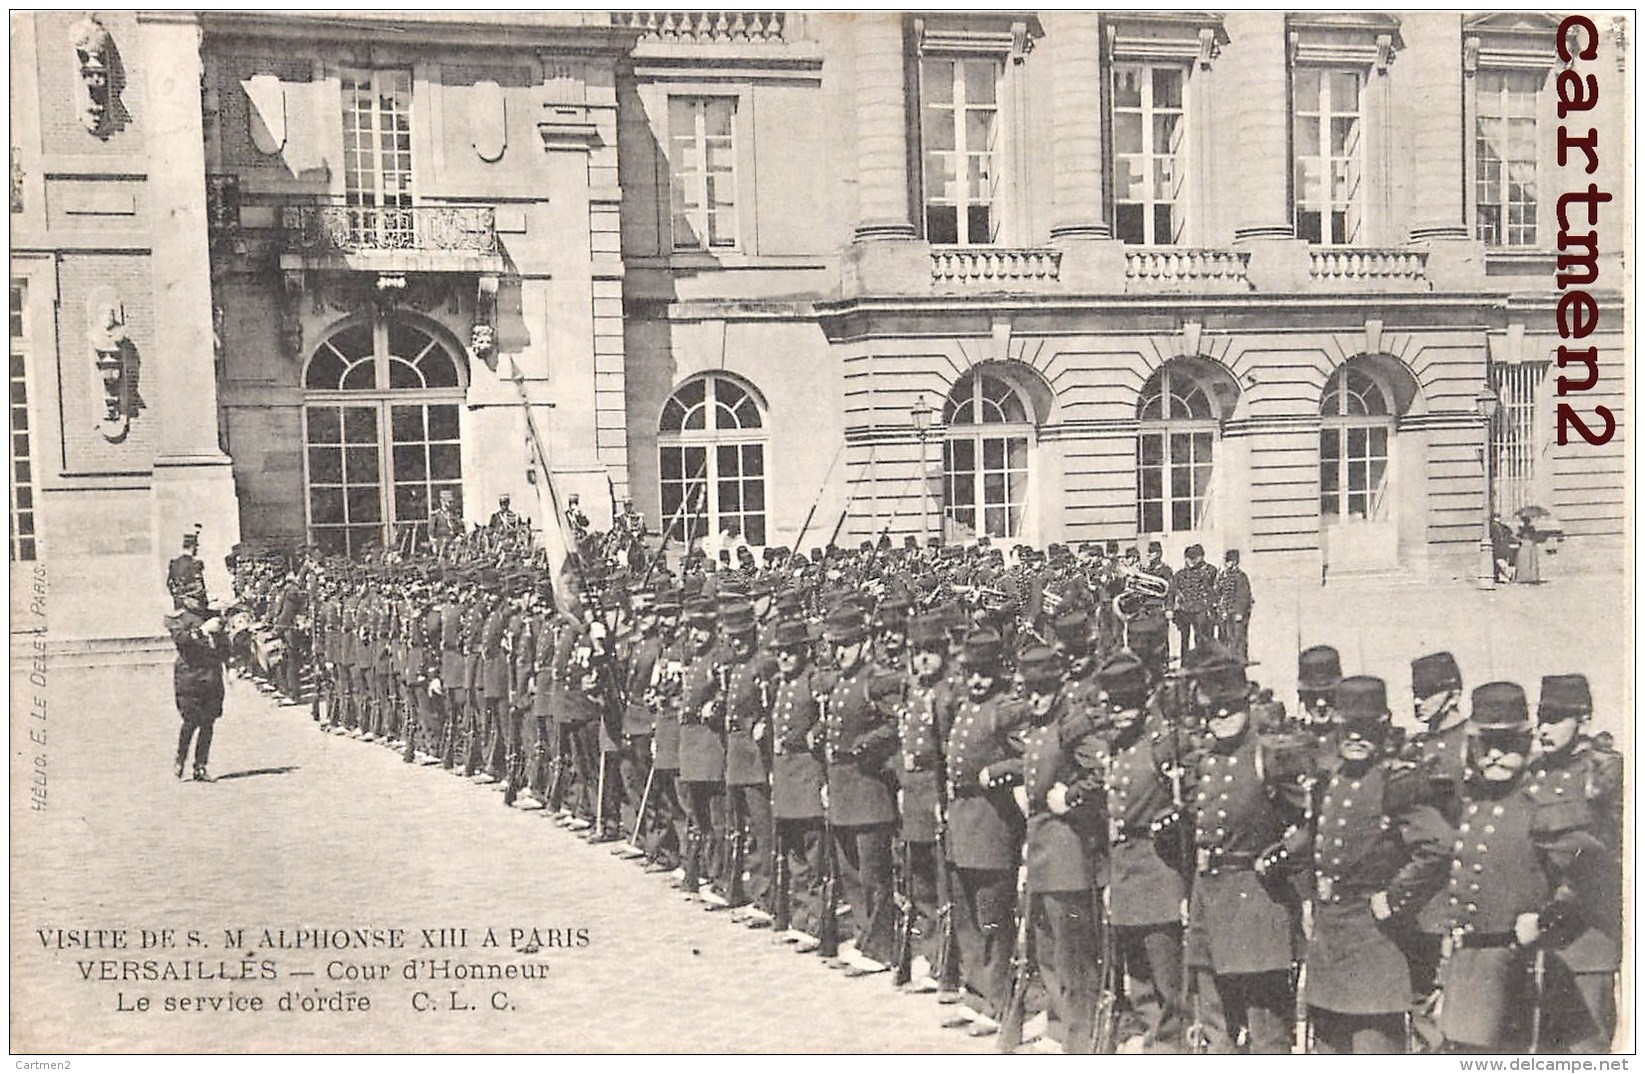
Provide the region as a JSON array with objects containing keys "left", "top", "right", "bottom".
[
  {"left": 921, "top": 56, "right": 1002, "bottom": 245},
  {"left": 1293, "top": 68, "right": 1362, "bottom": 244},
  {"left": 341, "top": 69, "right": 413, "bottom": 246},
  {"left": 1475, "top": 70, "right": 1541, "bottom": 247},
  {"left": 1490, "top": 361, "right": 1548, "bottom": 514},
  {"left": 669, "top": 97, "right": 738, "bottom": 250},
  {"left": 1112, "top": 64, "right": 1186, "bottom": 245},
  {"left": 9, "top": 283, "right": 37, "bottom": 561}
]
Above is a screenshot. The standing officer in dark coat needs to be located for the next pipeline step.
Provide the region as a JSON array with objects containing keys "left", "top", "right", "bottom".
[
  {"left": 942, "top": 626, "right": 1029, "bottom": 1037},
  {"left": 166, "top": 526, "right": 207, "bottom": 610},
  {"left": 1172, "top": 545, "right": 1217, "bottom": 658},
  {"left": 1436, "top": 682, "right": 1609, "bottom": 1053},
  {"left": 166, "top": 588, "right": 225, "bottom": 781},
  {"left": 1184, "top": 660, "right": 1310, "bottom": 1053},
  {"left": 820, "top": 604, "right": 903, "bottom": 974},
  {"left": 1213, "top": 549, "right": 1254, "bottom": 661},
  {"left": 718, "top": 600, "right": 778, "bottom": 922},
  {"left": 1406, "top": 649, "right": 1466, "bottom": 1041},
  {"left": 768, "top": 616, "right": 828, "bottom": 949},
  {"left": 897, "top": 613, "right": 959, "bottom": 990},
  {"left": 1525, "top": 674, "right": 1622, "bottom": 1052},
  {"left": 1300, "top": 675, "right": 1450, "bottom": 1052},
  {"left": 1019, "top": 644, "right": 1104, "bottom": 1053},
  {"left": 676, "top": 599, "right": 727, "bottom": 897},
  {"left": 1094, "top": 650, "right": 1190, "bottom": 1052}
]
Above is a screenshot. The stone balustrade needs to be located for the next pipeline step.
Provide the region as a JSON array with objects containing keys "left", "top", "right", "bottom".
[
  {"left": 930, "top": 247, "right": 1062, "bottom": 288},
  {"left": 1308, "top": 246, "right": 1430, "bottom": 287},
  {"left": 611, "top": 11, "right": 789, "bottom": 43},
  {"left": 1123, "top": 247, "right": 1252, "bottom": 292}
]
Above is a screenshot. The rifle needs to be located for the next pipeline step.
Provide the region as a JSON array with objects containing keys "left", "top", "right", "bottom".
[
  {"left": 771, "top": 808, "right": 791, "bottom": 934},
  {"left": 1528, "top": 947, "right": 1546, "bottom": 1053},
  {"left": 996, "top": 853, "right": 1035, "bottom": 1052},
  {"left": 931, "top": 789, "right": 961, "bottom": 994},
  {"left": 817, "top": 691, "right": 841, "bottom": 958},
  {"left": 890, "top": 837, "right": 917, "bottom": 986},
  {"left": 1089, "top": 888, "right": 1120, "bottom": 1054},
  {"left": 630, "top": 759, "right": 657, "bottom": 850}
]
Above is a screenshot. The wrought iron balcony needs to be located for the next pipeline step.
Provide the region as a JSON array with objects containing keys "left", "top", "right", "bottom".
[{"left": 282, "top": 204, "right": 498, "bottom": 257}]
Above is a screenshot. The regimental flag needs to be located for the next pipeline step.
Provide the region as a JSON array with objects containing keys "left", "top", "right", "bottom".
[{"left": 507, "top": 356, "right": 581, "bottom": 615}]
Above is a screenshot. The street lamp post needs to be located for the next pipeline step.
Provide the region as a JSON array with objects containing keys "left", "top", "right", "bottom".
[
  {"left": 1475, "top": 382, "right": 1500, "bottom": 591},
  {"left": 910, "top": 396, "right": 934, "bottom": 547}
]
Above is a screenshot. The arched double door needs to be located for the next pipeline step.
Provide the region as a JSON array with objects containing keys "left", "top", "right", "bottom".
[{"left": 301, "top": 314, "right": 467, "bottom": 557}]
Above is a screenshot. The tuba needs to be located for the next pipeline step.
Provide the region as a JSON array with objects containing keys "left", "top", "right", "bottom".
[{"left": 1113, "top": 566, "right": 1171, "bottom": 622}]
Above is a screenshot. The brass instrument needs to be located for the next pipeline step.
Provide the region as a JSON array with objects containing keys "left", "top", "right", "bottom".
[{"left": 1113, "top": 564, "right": 1171, "bottom": 622}]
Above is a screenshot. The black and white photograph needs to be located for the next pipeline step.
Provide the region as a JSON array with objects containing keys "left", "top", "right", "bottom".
[{"left": 8, "top": 8, "right": 1632, "bottom": 1056}]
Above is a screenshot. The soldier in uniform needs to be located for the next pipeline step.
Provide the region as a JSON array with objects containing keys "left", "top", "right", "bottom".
[
  {"left": 458, "top": 577, "right": 489, "bottom": 775},
  {"left": 1018, "top": 644, "right": 1104, "bottom": 1053},
  {"left": 1525, "top": 674, "right": 1622, "bottom": 1052},
  {"left": 1436, "top": 682, "right": 1611, "bottom": 1053},
  {"left": 1406, "top": 649, "right": 1467, "bottom": 1041},
  {"left": 717, "top": 600, "right": 778, "bottom": 922},
  {"left": 435, "top": 574, "right": 469, "bottom": 768},
  {"left": 768, "top": 616, "right": 828, "bottom": 949},
  {"left": 896, "top": 613, "right": 959, "bottom": 990},
  {"left": 166, "top": 587, "right": 226, "bottom": 781},
  {"left": 1299, "top": 675, "right": 1450, "bottom": 1053},
  {"left": 1296, "top": 645, "right": 1344, "bottom": 775},
  {"left": 612, "top": 591, "right": 662, "bottom": 854},
  {"left": 477, "top": 578, "right": 512, "bottom": 784},
  {"left": 166, "top": 526, "right": 207, "bottom": 610},
  {"left": 1184, "top": 659, "right": 1310, "bottom": 1053},
  {"left": 819, "top": 604, "right": 903, "bottom": 974},
  {"left": 640, "top": 592, "right": 688, "bottom": 874},
  {"left": 942, "top": 626, "right": 1029, "bottom": 1037},
  {"left": 1094, "top": 650, "right": 1191, "bottom": 1052},
  {"left": 1172, "top": 545, "right": 1217, "bottom": 658},
  {"left": 1213, "top": 550, "right": 1254, "bottom": 662},
  {"left": 676, "top": 599, "right": 727, "bottom": 897}
]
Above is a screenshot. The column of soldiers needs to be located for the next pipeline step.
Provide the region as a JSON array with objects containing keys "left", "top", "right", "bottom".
[{"left": 233, "top": 525, "right": 1618, "bottom": 1056}]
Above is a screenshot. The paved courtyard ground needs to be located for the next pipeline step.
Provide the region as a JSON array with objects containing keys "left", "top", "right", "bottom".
[{"left": 9, "top": 571, "right": 1631, "bottom": 1053}]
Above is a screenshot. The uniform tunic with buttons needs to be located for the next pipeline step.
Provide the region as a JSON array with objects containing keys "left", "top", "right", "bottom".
[
  {"left": 724, "top": 650, "right": 778, "bottom": 787},
  {"left": 649, "top": 639, "right": 686, "bottom": 770},
  {"left": 1304, "top": 759, "right": 1450, "bottom": 1015},
  {"left": 1413, "top": 718, "right": 1470, "bottom": 934},
  {"left": 1098, "top": 720, "right": 1187, "bottom": 927},
  {"left": 507, "top": 612, "right": 532, "bottom": 710},
  {"left": 553, "top": 620, "right": 598, "bottom": 726},
  {"left": 1438, "top": 778, "right": 1606, "bottom": 1046},
  {"left": 460, "top": 601, "right": 485, "bottom": 697},
  {"left": 373, "top": 595, "right": 395, "bottom": 681},
  {"left": 823, "top": 663, "right": 902, "bottom": 827},
  {"left": 944, "top": 691, "right": 1029, "bottom": 871},
  {"left": 1524, "top": 743, "right": 1622, "bottom": 976},
  {"left": 770, "top": 666, "right": 826, "bottom": 820},
  {"left": 622, "top": 633, "right": 664, "bottom": 738},
  {"left": 897, "top": 675, "right": 957, "bottom": 843},
  {"left": 677, "top": 646, "right": 727, "bottom": 783},
  {"left": 480, "top": 603, "right": 510, "bottom": 701},
  {"left": 439, "top": 601, "right": 465, "bottom": 691},
  {"left": 1022, "top": 701, "right": 1104, "bottom": 894},
  {"left": 529, "top": 615, "right": 562, "bottom": 719},
  {"left": 1184, "top": 733, "right": 1309, "bottom": 975}
]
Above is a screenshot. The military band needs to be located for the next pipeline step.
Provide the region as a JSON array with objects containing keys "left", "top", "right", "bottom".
[{"left": 209, "top": 526, "right": 1622, "bottom": 1056}]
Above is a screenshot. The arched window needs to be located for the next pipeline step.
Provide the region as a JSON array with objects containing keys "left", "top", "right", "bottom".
[
  {"left": 658, "top": 374, "right": 766, "bottom": 546},
  {"left": 1319, "top": 363, "right": 1393, "bottom": 520},
  {"left": 1137, "top": 361, "right": 1226, "bottom": 533},
  {"left": 302, "top": 315, "right": 466, "bottom": 557},
  {"left": 943, "top": 370, "right": 1033, "bottom": 540}
]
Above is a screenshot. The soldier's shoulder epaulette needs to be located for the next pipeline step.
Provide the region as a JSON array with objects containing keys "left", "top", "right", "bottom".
[
  {"left": 1525, "top": 782, "right": 1595, "bottom": 834},
  {"left": 1381, "top": 756, "right": 1434, "bottom": 813}
]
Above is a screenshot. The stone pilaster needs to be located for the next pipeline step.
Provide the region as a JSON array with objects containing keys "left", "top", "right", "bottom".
[
  {"left": 852, "top": 12, "right": 916, "bottom": 241},
  {"left": 1405, "top": 13, "right": 1469, "bottom": 241},
  {"left": 140, "top": 12, "right": 240, "bottom": 604},
  {"left": 1225, "top": 12, "right": 1293, "bottom": 242},
  {"left": 1046, "top": 11, "right": 1108, "bottom": 241}
]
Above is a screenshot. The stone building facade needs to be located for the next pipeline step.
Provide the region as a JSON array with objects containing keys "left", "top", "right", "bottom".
[{"left": 8, "top": 11, "right": 1631, "bottom": 641}]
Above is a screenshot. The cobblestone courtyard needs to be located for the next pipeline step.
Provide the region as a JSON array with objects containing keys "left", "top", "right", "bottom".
[{"left": 10, "top": 572, "right": 1631, "bottom": 1053}]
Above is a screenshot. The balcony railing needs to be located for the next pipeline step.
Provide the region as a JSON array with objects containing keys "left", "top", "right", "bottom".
[
  {"left": 612, "top": 11, "right": 789, "bottom": 43},
  {"left": 1308, "top": 246, "right": 1428, "bottom": 286},
  {"left": 281, "top": 205, "right": 498, "bottom": 257},
  {"left": 1124, "top": 247, "right": 1252, "bottom": 292},
  {"left": 930, "top": 247, "right": 1062, "bottom": 287}
]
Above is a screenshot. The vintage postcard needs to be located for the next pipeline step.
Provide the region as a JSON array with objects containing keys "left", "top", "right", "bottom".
[{"left": 9, "top": 9, "right": 1631, "bottom": 1056}]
